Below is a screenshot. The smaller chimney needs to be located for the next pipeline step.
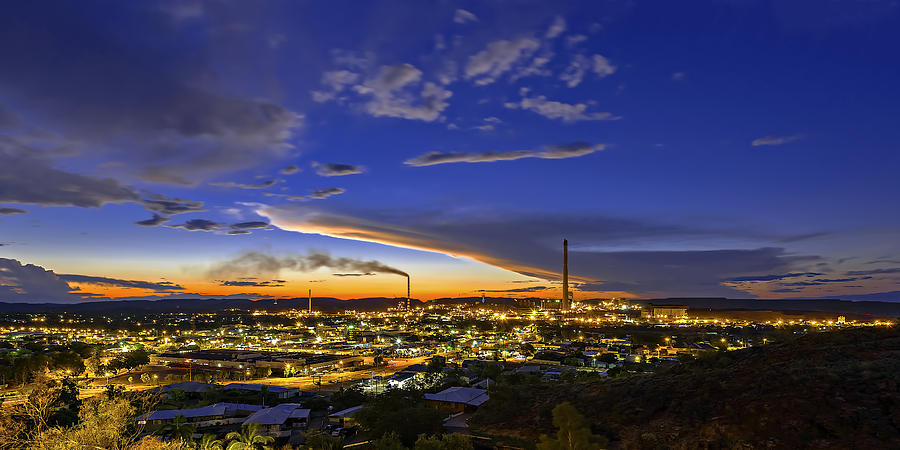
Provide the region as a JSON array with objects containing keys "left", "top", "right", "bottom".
[
  {"left": 407, "top": 277, "right": 411, "bottom": 311},
  {"left": 308, "top": 289, "right": 312, "bottom": 314}
]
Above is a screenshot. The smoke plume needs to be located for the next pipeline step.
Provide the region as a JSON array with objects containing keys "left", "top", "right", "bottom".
[{"left": 208, "top": 250, "right": 408, "bottom": 279}]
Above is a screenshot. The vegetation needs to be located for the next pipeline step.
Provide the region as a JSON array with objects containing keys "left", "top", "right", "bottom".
[
  {"left": 355, "top": 388, "right": 446, "bottom": 446},
  {"left": 472, "top": 326, "right": 900, "bottom": 449}
]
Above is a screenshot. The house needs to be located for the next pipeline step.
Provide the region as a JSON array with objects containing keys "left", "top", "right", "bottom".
[
  {"left": 223, "top": 383, "right": 300, "bottom": 399},
  {"left": 387, "top": 371, "right": 417, "bottom": 389},
  {"left": 136, "top": 403, "right": 262, "bottom": 430},
  {"left": 328, "top": 405, "right": 363, "bottom": 428},
  {"left": 424, "top": 387, "right": 489, "bottom": 414},
  {"left": 244, "top": 403, "right": 311, "bottom": 437}
]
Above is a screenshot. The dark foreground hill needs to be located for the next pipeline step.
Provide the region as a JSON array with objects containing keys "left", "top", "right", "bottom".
[{"left": 472, "top": 327, "right": 900, "bottom": 449}]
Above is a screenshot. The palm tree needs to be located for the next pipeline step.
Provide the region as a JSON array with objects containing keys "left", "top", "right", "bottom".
[
  {"left": 197, "top": 433, "right": 225, "bottom": 450},
  {"left": 161, "top": 414, "right": 197, "bottom": 443},
  {"left": 225, "top": 422, "right": 275, "bottom": 450}
]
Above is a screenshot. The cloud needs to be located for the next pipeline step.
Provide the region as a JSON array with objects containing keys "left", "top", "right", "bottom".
[
  {"left": 0, "top": 207, "right": 27, "bottom": 215},
  {"left": 140, "top": 194, "right": 205, "bottom": 215},
  {"left": 546, "top": 16, "right": 567, "bottom": 39},
  {"left": 311, "top": 70, "right": 361, "bottom": 103},
  {"left": 309, "top": 188, "right": 346, "bottom": 199},
  {"left": 726, "top": 272, "right": 823, "bottom": 282},
  {"left": 751, "top": 134, "right": 803, "bottom": 146},
  {"left": 0, "top": 3, "right": 302, "bottom": 185},
  {"left": 566, "top": 35, "right": 588, "bottom": 47},
  {"left": 845, "top": 267, "right": 900, "bottom": 276},
  {"left": 218, "top": 280, "right": 285, "bottom": 287},
  {"left": 404, "top": 142, "right": 603, "bottom": 167},
  {"left": 166, "top": 219, "right": 222, "bottom": 231},
  {"left": 258, "top": 205, "right": 817, "bottom": 297},
  {"left": 453, "top": 9, "right": 478, "bottom": 24},
  {"left": 207, "top": 250, "right": 408, "bottom": 279},
  {"left": 333, "top": 272, "right": 376, "bottom": 277},
  {"left": 592, "top": 54, "right": 617, "bottom": 77},
  {"left": 480, "top": 286, "right": 551, "bottom": 293},
  {"left": 135, "top": 214, "right": 169, "bottom": 227},
  {"left": 0, "top": 258, "right": 78, "bottom": 303},
  {"left": 359, "top": 64, "right": 452, "bottom": 121},
  {"left": 465, "top": 38, "right": 540, "bottom": 85},
  {"left": 280, "top": 165, "right": 300, "bottom": 175},
  {"left": 505, "top": 92, "right": 619, "bottom": 122},
  {"left": 210, "top": 179, "right": 279, "bottom": 189},
  {"left": 0, "top": 138, "right": 140, "bottom": 208},
  {"left": 560, "top": 55, "right": 590, "bottom": 87},
  {"left": 59, "top": 274, "right": 184, "bottom": 292},
  {"left": 231, "top": 221, "right": 270, "bottom": 229},
  {"left": 315, "top": 163, "right": 365, "bottom": 177}
]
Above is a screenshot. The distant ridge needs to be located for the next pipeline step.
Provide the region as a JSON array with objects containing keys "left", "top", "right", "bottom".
[{"left": 0, "top": 295, "right": 899, "bottom": 316}]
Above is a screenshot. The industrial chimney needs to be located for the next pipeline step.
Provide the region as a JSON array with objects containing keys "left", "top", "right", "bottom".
[
  {"left": 562, "top": 239, "right": 569, "bottom": 311},
  {"left": 407, "top": 276, "right": 411, "bottom": 311},
  {"left": 308, "top": 289, "right": 312, "bottom": 314}
]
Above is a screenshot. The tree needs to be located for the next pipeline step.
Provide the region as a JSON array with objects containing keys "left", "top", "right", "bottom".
[
  {"left": 414, "top": 434, "right": 473, "bottom": 450},
  {"left": 225, "top": 422, "right": 274, "bottom": 450},
  {"left": 86, "top": 352, "right": 103, "bottom": 378},
  {"left": 197, "top": 433, "right": 225, "bottom": 450},
  {"left": 536, "top": 402, "right": 607, "bottom": 450},
  {"left": 162, "top": 414, "right": 196, "bottom": 443},
  {"left": 330, "top": 386, "right": 367, "bottom": 412},
  {"left": 373, "top": 432, "right": 407, "bottom": 450},
  {"left": 302, "top": 431, "right": 342, "bottom": 450},
  {"left": 356, "top": 389, "right": 445, "bottom": 446}
]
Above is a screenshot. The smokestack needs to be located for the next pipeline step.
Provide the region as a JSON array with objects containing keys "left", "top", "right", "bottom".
[
  {"left": 407, "top": 276, "right": 411, "bottom": 311},
  {"left": 308, "top": 289, "right": 312, "bottom": 314},
  {"left": 563, "top": 239, "right": 569, "bottom": 311}
]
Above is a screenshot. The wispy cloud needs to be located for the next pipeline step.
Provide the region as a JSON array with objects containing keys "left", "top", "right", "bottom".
[
  {"left": 453, "top": 9, "right": 478, "bottom": 24},
  {"left": 210, "top": 179, "right": 280, "bottom": 189},
  {"left": 751, "top": 134, "right": 803, "bottom": 146},
  {"left": 404, "top": 142, "right": 604, "bottom": 167},
  {"left": 0, "top": 207, "right": 27, "bottom": 215},
  {"left": 505, "top": 90, "right": 619, "bottom": 122},
  {"left": 60, "top": 274, "right": 184, "bottom": 292}
]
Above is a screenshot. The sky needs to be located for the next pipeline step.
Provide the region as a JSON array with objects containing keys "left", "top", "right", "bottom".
[{"left": 1, "top": 0, "right": 899, "bottom": 304}]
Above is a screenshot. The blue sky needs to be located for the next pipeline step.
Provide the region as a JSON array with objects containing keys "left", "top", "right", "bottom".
[{"left": 1, "top": 0, "right": 899, "bottom": 303}]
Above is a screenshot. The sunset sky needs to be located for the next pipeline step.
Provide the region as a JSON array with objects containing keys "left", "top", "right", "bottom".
[{"left": 1, "top": 0, "right": 899, "bottom": 303}]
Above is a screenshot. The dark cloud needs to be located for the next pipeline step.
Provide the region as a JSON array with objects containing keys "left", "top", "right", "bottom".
[
  {"left": 781, "top": 281, "right": 824, "bottom": 286},
  {"left": 140, "top": 194, "right": 205, "bottom": 215},
  {"left": 0, "top": 207, "right": 27, "bottom": 215},
  {"left": 333, "top": 272, "right": 376, "bottom": 277},
  {"left": 261, "top": 205, "right": 818, "bottom": 297},
  {"left": 0, "top": 3, "right": 302, "bottom": 185},
  {"left": 135, "top": 214, "right": 169, "bottom": 227},
  {"left": 0, "top": 137, "right": 139, "bottom": 208},
  {"left": 167, "top": 219, "right": 221, "bottom": 231},
  {"left": 772, "top": 288, "right": 802, "bottom": 293},
  {"left": 480, "top": 286, "right": 551, "bottom": 293},
  {"left": 231, "top": 221, "right": 270, "bottom": 229},
  {"left": 845, "top": 267, "right": 900, "bottom": 276},
  {"left": 0, "top": 258, "right": 77, "bottom": 303},
  {"left": 218, "top": 280, "right": 286, "bottom": 287},
  {"left": 59, "top": 274, "right": 184, "bottom": 292},
  {"left": 813, "top": 277, "right": 870, "bottom": 283},
  {"left": 280, "top": 165, "right": 300, "bottom": 175},
  {"left": 208, "top": 250, "right": 408, "bottom": 280},
  {"left": 228, "top": 230, "right": 251, "bottom": 235},
  {"left": 210, "top": 179, "right": 279, "bottom": 189},
  {"left": 309, "top": 188, "right": 346, "bottom": 199},
  {"left": 315, "top": 163, "right": 365, "bottom": 177},
  {"left": 727, "top": 272, "right": 822, "bottom": 282},
  {"left": 404, "top": 142, "right": 603, "bottom": 167}
]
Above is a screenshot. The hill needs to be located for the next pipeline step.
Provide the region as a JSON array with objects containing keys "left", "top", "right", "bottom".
[{"left": 472, "top": 326, "right": 900, "bottom": 449}]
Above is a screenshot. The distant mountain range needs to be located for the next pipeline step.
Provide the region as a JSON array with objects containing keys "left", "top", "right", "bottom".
[{"left": 1, "top": 295, "right": 899, "bottom": 316}]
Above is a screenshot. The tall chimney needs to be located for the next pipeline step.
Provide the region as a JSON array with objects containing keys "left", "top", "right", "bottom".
[
  {"left": 308, "top": 289, "right": 312, "bottom": 314},
  {"left": 563, "top": 239, "right": 569, "bottom": 311},
  {"left": 407, "top": 277, "right": 411, "bottom": 311}
]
